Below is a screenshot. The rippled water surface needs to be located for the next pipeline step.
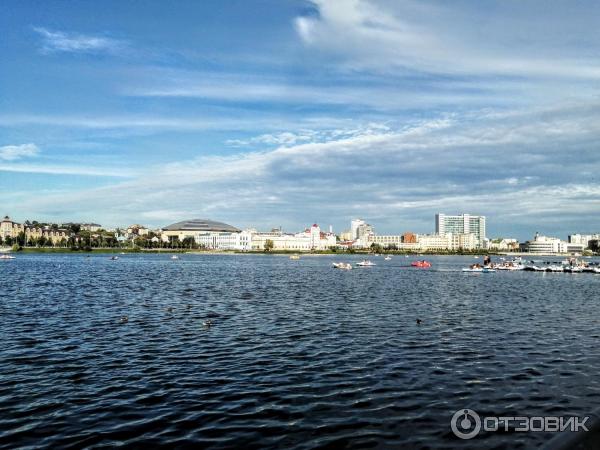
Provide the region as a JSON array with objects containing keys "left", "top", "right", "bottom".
[{"left": 2, "top": 253, "right": 600, "bottom": 449}]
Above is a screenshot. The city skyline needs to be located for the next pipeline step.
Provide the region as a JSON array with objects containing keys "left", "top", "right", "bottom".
[{"left": 2, "top": 1, "right": 600, "bottom": 238}]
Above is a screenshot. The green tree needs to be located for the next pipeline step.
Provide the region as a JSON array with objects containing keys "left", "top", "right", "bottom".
[
  {"left": 181, "top": 237, "right": 196, "bottom": 249},
  {"left": 264, "top": 239, "right": 274, "bottom": 251}
]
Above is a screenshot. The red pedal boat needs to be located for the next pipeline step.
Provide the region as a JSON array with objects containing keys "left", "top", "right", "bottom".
[{"left": 411, "top": 260, "right": 431, "bottom": 268}]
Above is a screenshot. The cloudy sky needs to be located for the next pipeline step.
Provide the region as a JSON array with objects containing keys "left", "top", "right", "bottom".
[{"left": 1, "top": 0, "right": 600, "bottom": 239}]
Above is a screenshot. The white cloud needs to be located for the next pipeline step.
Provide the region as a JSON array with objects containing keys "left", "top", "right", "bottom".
[
  {"left": 0, "top": 143, "right": 39, "bottom": 161},
  {"left": 0, "top": 162, "right": 134, "bottom": 177},
  {"left": 33, "top": 27, "right": 125, "bottom": 54},
  {"left": 295, "top": 0, "right": 600, "bottom": 79},
  {"left": 10, "top": 101, "right": 600, "bottom": 236}
]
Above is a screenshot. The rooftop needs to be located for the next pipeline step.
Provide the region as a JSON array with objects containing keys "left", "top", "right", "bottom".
[{"left": 162, "top": 219, "right": 240, "bottom": 233}]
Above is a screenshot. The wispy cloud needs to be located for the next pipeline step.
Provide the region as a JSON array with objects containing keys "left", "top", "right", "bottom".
[
  {"left": 33, "top": 27, "right": 126, "bottom": 54},
  {"left": 226, "top": 123, "right": 392, "bottom": 147},
  {"left": 0, "top": 162, "right": 134, "bottom": 177},
  {"left": 11, "top": 101, "right": 600, "bottom": 236},
  {"left": 0, "top": 143, "right": 39, "bottom": 160},
  {"left": 295, "top": 0, "right": 600, "bottom": 79}
]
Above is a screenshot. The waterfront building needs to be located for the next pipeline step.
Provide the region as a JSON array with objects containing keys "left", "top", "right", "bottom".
[
  {"left": 417, "top": 233, "right": 478, "bottom": 251},
  {"left": 127, "top": 224, "right": 150, "bottom": 236},
  {"left": 522, "top": 233, "right": 568, "bottom": 254},
  {"left": 342, "top": 218, "right": 374, "bottom": 248},
  {"left": 0, "top": 215, "right": 23, "bottom": 240},
  {"left": 24, "top": 226, "right": 71, "bottom": 245},
  {"left": 403, "top": 232, "right": 417, "bottom": 243},
  {"left": 435, "top": 213, "right": 486, "bottom": 247},
  {"left": 81, "top": 223, "right": 102, "bottom": 232},
  {"left": 196, "top": 229, "right": 253, "bottom": 250},
  {"left": 369, "top": 234, "right": 420, "bottom": 251},
  {"left": 568, "top": 233, "right": 600, "bottom": 249},
  {"left": 487, "top": 238, "right": 519, "bottom": 251},
  {"left": 161, "top": 219, "right": 249, "bottom": 250},
  {"left": 250, "top": 224, "right": 336, "bottom": 251}
]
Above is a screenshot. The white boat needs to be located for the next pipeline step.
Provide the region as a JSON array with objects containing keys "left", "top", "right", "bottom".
[
  {"left": 564, "top": 266, "right": 584, "bottom": 273},
  {"left": 0, "top": 254, "right": 15, "bottom": 260},
  {"left": 289, "top": 255, "right": 300, "bottom": 260},
  {"left": 527, "top": 265, "right": 545, "bottom": 272},
  {"left": 593, "top": 268, "right": 600, "bottom": 274},
  {"left": 462, "top": 267, "right": 495, "bottom": 273},
  {"left": 546, "top": 265, "right": 564, "bottom": 272},
  {"left": 332, "top": 262, "right": 352, "bottom": 270},
  {"left": 171, "top": 255, "right": 179, "bottom": 260},
  {"left": 356, "top": 260, "right": 376, "bottom": 267},
  {"left": 495, "top": 263, "right": 524, "bottom": 271},
  {"left": 384, "top": 256, "right": 392, "bottom": 261}
]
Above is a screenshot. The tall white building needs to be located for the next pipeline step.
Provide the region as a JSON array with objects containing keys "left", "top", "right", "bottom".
[
  {"left": 347, "top": 218, "right": 374, "bottom": 247},
  {"left": 435, "top": 213, "right": 486, "bottom": 247}
]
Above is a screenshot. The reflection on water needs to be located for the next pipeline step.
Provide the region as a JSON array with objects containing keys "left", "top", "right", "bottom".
[{"left": 1, "top": 254, "right": 600, "bottom": 449}]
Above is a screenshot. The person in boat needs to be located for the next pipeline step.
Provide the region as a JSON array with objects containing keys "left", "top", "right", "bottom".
[{"left": 483, "top": 255, "right": 491, "bottom": 267}]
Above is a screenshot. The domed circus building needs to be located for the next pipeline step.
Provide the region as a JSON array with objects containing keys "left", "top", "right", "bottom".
[{"left": 161, "top": 219, "right": 252, "bottom": 250}]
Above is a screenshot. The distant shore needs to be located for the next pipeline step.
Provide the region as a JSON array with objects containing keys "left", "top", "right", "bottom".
[
  {"left": 13, "top": 247, "right": 498, "bottom": 256},
  {"left": 8, "top": 247, "right": 595, "bottom": 257}
]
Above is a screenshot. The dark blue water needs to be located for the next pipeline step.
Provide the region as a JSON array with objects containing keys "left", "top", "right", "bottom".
[{"left": 1, "top": 253, "right": 600, "bottom": 449}]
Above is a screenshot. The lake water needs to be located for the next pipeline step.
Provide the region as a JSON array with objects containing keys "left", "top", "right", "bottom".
[{"left": 1, "top": 253, "right": 600, "bottom": 449}]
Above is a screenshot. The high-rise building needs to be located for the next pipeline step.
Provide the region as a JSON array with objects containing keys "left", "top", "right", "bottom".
[{"left": 435, "top": 213, "right": 486, "bottom": 247}]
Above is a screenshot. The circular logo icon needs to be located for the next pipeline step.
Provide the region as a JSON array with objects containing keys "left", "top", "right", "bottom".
[{"left": 451, "top": 409, "right": 481, "bottom": 439}]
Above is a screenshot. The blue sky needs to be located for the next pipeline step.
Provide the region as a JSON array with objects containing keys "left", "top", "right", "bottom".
[{"left": 2, "top": 0, "right": 600, "bottom": 239}]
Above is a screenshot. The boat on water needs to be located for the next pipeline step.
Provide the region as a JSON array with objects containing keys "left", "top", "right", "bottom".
[
  {"left": 289, "top": 255, "right": 300, "bottom": 260},
  {"left": 0, "top": 254, "right": 15, "bottom": 260},
  {"left": 524, "top": 265, "right": 546, "bottom": 272},
  {"left": 356, "top": 260, "right": 376, "bottom": 267},
  {"left": 332, "top": 262, "right": 352, "bottom": 270},
  {"left": 546, "top": 265, "right": 564, "bottom": 272},
  {"left": 171, "top": 255, "right": 179, "bottom": 260},
  {"left": 411, "top": 260, "right": 431, "bottom": 268},
  {"left": 495, "top": 263, "right": 525, "bottom": 271},
  {"left": 593, "top": 268, "right": 600, "bottom": 274},
  {"left": 564, "top": 266, "right": 584, "bottom": 273},
  {"left": 384, "top": 256, "right": 392, "bottom": 261},
  {"left": 110, "top": 256, "right": 119, "bottom": 260},
  {"left": 462, "top": 267, "right": 495, "bottom": 273}
]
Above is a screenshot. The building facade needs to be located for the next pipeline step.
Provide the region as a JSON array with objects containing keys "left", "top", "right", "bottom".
[
  {"left": 0, "top": 216, "right": 23, "bottom": 240},
  {"left": 436, "top": 213, "right": 486, "bottom": 247},
  {"left": 251, "top": 224, "right": 336, "bottom": 251},
  {"left": 568, "top": 234, "right": 600, "bottom": 249},
  {"left": 523, "top": 233, "right": 568, "bottom": 254}
]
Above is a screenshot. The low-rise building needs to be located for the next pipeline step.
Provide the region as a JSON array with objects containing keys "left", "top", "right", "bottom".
[
  {"left": 522, "top": 233, "right": 568, "bottom": 254},
  {"left": 127, "top": 224, "right": 149, "bottom": 236},
  {"left": 81, "top": 223, "right": 102, "bottom": 232},
  {"left": 251, "top": 224, "right": 336, "bottom": 251},
  {"left": 487, "top": 238, "right": 519, "bottom": 251},
  {"left": 568, "top": 234, "right": 600, "bottom": 249}
]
